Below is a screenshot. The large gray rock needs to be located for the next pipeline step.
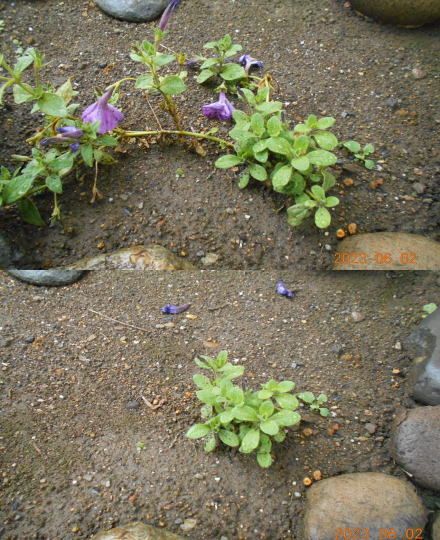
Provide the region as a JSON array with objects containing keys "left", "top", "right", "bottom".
[
  {"left": 67, "top": 245, "right": 195, "bottom": 270},
  {"left": 303, "top": 473, "right": 427, "bottom": 540},
  {"left": 7, "top": 269, "right": 85, "bottom": 287},
  {"left": 391, "top": 406, "right": 440, "bottom": 492},
  {"left": 406, "top": 308, "right": 440, "bottom": 405},
  {"left": 91, "top": 522, "right": 185, "bottom": 540},
  {"left": 351, "top": 0, "right": 440, "bottom": 27},
  {"left": 334, "top": 233, "right": 440, "bottom": 271},
  {"left": 95, "top": 0, "right": 169, "bottom": 22}
]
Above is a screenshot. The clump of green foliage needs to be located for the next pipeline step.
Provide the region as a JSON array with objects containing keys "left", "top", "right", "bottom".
[{"left": 186, "top": 351, "right": 329, "bottom": 468}]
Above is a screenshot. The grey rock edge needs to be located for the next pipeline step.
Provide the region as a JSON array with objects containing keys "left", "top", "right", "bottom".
[
  {"left": 406, "top": 308, "right": 440, "bottom": 405},
  {"left": 6, "top": 269, "right": 85, "bottom": 287},
  {"left": 350, "top": 0, "right": 440, "bottom": 27},
  {"left": 95, "top": 0, "right": 169, "bottom": 22},
  {"left": 391, "top": 406, "right": 440, "bottom": 492},
  {"left": 91, "top": 521, "right": 184, "bottom": 539},
  {"left": 303, "top": 473, "right": 427, "bottom": 540}
]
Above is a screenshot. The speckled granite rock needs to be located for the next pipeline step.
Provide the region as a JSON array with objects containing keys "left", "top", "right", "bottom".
[
  {"left": 95, "top": 0, "right": 169, "bottom": 22},
  {"left": 351, "top": 0, "right": 440, "bottom": 26},
  {"left": 67, "top": 245, "right": 195, "bottom": 270},
  {"left": 91, "top": 522, "right": 185, "bottom": 540}
]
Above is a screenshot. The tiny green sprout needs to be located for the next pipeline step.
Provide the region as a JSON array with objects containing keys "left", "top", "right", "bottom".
[
  {"left": 186, "top": 351, "right": 329, "bottom": 468},
  {"left": 422, "top": 303, "right": 437, "bottom": 318},
  {"left": 0, "top": 20, "right": 5, "bottom": 33},
  {"left": 136, "top": 441, "right": 146, "bottom": 453},
  {"left": 343, "top": 140, "right": 376, "bottom": 170},
  {"left": 175, "top": 167, "right": 185, "bottom": 178}
]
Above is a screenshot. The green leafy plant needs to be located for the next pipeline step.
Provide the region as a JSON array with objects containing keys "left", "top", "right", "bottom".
[
  {"left": 215, "top": 89, "right": 343, "bottom": 228},
  {"left": 186, "top": 351, "right": 329, "bottom": 468},
  {"left": 343, "top": 140, "right": 375, "bottom": 170},
  {"left": 422, "top": 303, "right": 437, "bottom": 318},
  {"left": 196, "top": 34, "right": 249, "bottom": 92}
]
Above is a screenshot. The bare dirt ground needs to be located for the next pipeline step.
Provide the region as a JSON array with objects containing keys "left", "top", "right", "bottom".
[
  {"left": 1, "top": 270, "right": 439, "bottom": 539},
  {"left": 0, "top": 0, "right": 439, "bottom": 269}
]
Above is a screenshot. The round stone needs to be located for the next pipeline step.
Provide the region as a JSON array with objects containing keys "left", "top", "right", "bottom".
[
  {"left": 350, "top": 0, "right": 440, "bottom": 27},
  {"left": 391, "top": 406, "right": 440, "bottom": 491},
  {"left": 303, "top": 472, "right": 427, "bottom": 540},
  {"left": 7, "top": 269, "right": 85, "bottom": 287},
  {"left": 91, "top": 521, "right": 184, "bottom": 539},
  {"left": 95, "top": 0, "right": 170, "bottom": 22}
]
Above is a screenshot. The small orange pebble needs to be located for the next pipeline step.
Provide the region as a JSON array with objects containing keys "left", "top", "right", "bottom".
[
  {"left": 343, "top": 178, "right": 354, "bottom": 187},
  {"left": 392, "top": 368, "right": 401, "bottom": 375},
  {"left": 348, "top": 223, "right": 358, "bottom": 235},
  {"left": 340, "top": 353, "right": 353, "bottom": 362},
  {"left": 370, "top": 178, "right": 384, "bottom": 189},
  {"left": 327, "top": 422, "right": 341, "bottom": 436},
  {"left": 302, "top": 428, "right": 314, "bottom": 437},
  {"left": 313, "top": 470, "right": 322, "bottom": 481},
  {"left": 186, "top": 313, "right": 198, "bottom": 320},
  {"left": 336, "top": 228, "right": 346, "bottom": 239},
  {"left": 303, "top": 477, "right": 313, "bottom": 487},
  {"left": 97, "top": 240, "right": 105, "bottom": 250}
]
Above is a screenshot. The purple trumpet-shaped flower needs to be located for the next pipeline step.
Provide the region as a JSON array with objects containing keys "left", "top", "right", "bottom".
[
  {"left": 161, "top": 303, "right": 191, "bottom": 315},
  {"left": 57, "top": 126, "right": 84, "bottom": 138},
  {"left": 159, "top": 0, "right": 181, "bottom": 31},
  {"left": 202, "top": 92, "right": 235, "bottom": 122},
  {"left": 276, "top": 280, "right": 295, "bottom": 299},
  {"left": 239, "top": 54, "right": 264, "bottom": 73},
  {"left": 40, "top": 127, "right": 84, "bottom": 150},
  {"left": 81, "top": 88, "right": 124, "bottom": 135}
]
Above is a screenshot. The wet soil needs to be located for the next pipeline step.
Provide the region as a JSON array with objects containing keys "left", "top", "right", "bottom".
[
  {"left": 1, "top": 270, "right": 439, "bottom": 539},
  {"left": 0, "top": 0, "right": 439, "bottom": 269}
]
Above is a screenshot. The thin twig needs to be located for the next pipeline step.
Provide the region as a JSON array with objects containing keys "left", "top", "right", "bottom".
[
  {"left": 88, "top": 308, "right": 151, "bottom": 333},
  {"left": 147, "top": 97, "right": 163, "bottom": 130},
  {"left": 140, "top": 394, "right": 164, "bottom": 410}
]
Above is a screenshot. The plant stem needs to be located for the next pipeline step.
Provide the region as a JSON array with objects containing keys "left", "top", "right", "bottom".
[{"left": 122, "top": 129, "right": 234, "bottom": 148}]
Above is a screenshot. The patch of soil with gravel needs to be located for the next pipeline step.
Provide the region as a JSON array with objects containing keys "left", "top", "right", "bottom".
[
  {"left": 1, "top": 270, "right": 439, "bottom": 539},
  {"left": 0, "top": 0, "right": 439, "bottom": 269}
]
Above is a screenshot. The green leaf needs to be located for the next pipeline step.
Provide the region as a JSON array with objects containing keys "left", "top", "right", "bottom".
[
  {"left": 204, "top": 434, "right": 217, "bottom": 452},
  {"left": 45, "top": 175, "right": 62, "bottom": 194},
  {"left": 298, "top": 391, "right": 315, "bottom": 404},
  {"left": 55, "top": 79, "right": 76, "bottom": 105},
  {"left": 293, "top": 135, "right": 310, "bottom": 154},
  {"left": 154, "top": 53, "right": 175, "bottom": 67},
  {"left": 364, "top": 143, "right": 374, "bottom": 154},
  {"left": 252, "top": 140, "right": 268, "bottom": 154},
  {"left": 275, "top": 394, "right": 299, "bottom": 410},
  {"left": 343, "top": 140, "right": 361, "bottom": 153},
  {"left": 364, "top": 159, "right": 375, "bottom": 170},
  {"left": 317, "top": 117, "right": 336, "bottom": 130},
  {"left": 37, "top": 93, "right": 68, "bottom": 117},
  {"left": 314, "top": 131, "right": 338, "bottom": 151},
  {"left": 266, "top": 137, "right": 292, "bottom": 157},
  {"left": 196, "top": 389, "right": 218, "bottom": 405},
  {"left": 254, "top": 150, "right": 269, "bottom": 163},
  {"left": 17, "top": 199, "right": 45, "bottom": 226},
  {"left": 308, "top": 150, "right": 337, "bottom": 167},
  {"left": 240, "top": 428, "right": 260, "bottom": 453},
  {"left": 259, "top": 400, "right": 275, "bottom": 418},
  {"left": 257, "top": 389, "right": 273, "bottom": 400},
  {"left": 220, "top": 63, "right": 246, "bottom": 81},
  {"left": 219, "top": 429, "right": 240, "bottom": 447},
  {"left": 257, "top": 452, "right": 273, "bottom": 468},
  {"left": 219, "top": 410, "right": 235, "bottom": 424},
  {"left": 276, "top": 381, "right": 295, "bottom": 393},
  {"left": 256, "top": 102, "right": 283, "bottom": 115},
  {"left": 51, "top": 153, "right": 74, "bottom": 176},
  {"left": 197, "top": 69, "right": 215, "bottom": 84},
  {"left": 200, "top": 58, "right": 219, "bottom": 69},
  {"left": 233, "top": 405, "right": 259, "bottom": 422},
  {"left": 193, "top": 374, "right": 210, "bottom": 388},
  {"left": 159, "top": 75, "right": 186, "bottom": 96},
  {"left": 272, "top": 410, "right": 301, "bottom": 427},
  {"left": 249, "top": 163, "right": 267, "bottom": 181},
  {"left": 13, "top": 53, "right": 34, "bottom": 74},
  {"left": 325, "top": 196, "right": 339, "bottom": 208},
  {"left": 315, "top": 207, "right": 331, "bottom": 229},
  {"left": 238, "top": 172, "right": 250, "bottom": 189},
  {"left": 135, "top": 74, "right": 154, "bottom": 90},
  {"left": 260, "top": 420, "right": 279, "bottom": 436},
  {"left": 311, "top": 185, "right": 326, "bottom": 201},
  {"left": 13, "top": 83, "right": 35, "bottom": 104},
  {"left": 306, "top": 114, "right": 318, "bottom": 128},
  {"left": 220, "top": 364, "right": 245, "bottom": 380},
  {"left": 266, "top": 116, "right": 282, "bottom": 137},
  {"left": 322, "top": 171, "right": 336, "bottom": 191},
  {"left": 3, "top": 175, "right": 34, "bottom": 204},
  {"left": 80, "top": 144, "right": 94, "bottom": 167},
  {"left": 319, "top": 408, "right": 330, "bottom": 417},
  {"left": 186, "top": 423, "right": 211, "bottom": 439},
  {"left": 215, "top": 154, "right": 242, "bottom": 169},
  {"left": 250, "top": 113, "right": 265, "bottom": 137},
  {"left": 291, "top": 156, "right": 310, "bottom": 172},
  {"left": 272, "top": 165, "right": 292, "bottom": 191},
  {"left": 293, "top": 123, "right": 309, "bottom": 134}
]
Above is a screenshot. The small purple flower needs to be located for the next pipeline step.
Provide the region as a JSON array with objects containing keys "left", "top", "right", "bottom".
[
  {"left": 81, "top": 88, "right": 124, "bottom": 135},
  {"left": 40, "top": 127, "right": 83, "bottom": 148},
  {"left": 161, "top": 303, "right": 191, "bottom": 315},
  {"left": 57, "top": 126, "right": 84, "bottom": 138},
  {"left": 202, "top": 92, "right": 235, "bottom": 122},
  {"left": 276, "top": 280, "right": 295, "bottom": 299},
  {"left": 239, "top": 54, "right": 264, "bottom": 73},
  {"left": 159, "top": 0, "right": 181, "bottom": 31},
  {"left": 70, "top": 142, "right": 80, "bottom": 152}
]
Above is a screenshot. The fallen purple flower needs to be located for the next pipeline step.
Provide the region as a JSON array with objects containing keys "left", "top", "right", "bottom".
[
  {"left": 202, "top": 92, "right": 235, "bottom": 122},
  {"left": 161, "top": 303, "right": 191, "bottom": 315},
  {"left": 239, "top": 54, "right": 264, "bottom": 73},
  {"left": 81, "top": 88, "right": 124, "bottom": 134},
  {"left": 276, "top": 280, "right": 295, "bottom": 299},
  {"left": 159, "top": 0, "right": 181, "bottom": 31}
]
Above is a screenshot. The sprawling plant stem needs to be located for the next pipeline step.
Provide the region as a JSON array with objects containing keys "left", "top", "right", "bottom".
[{"left": 123, "top": 129, "right": 234, "bottom": 148}]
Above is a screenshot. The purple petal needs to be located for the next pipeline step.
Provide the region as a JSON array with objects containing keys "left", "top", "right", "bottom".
[
  {"left": 57, "top": 126, "right": 83, "bottom": 138},
  {"left": 161, "top": 303, "right": 191, "bottom": 315},
  {"left": 239, "top": 54, "right": 264, "bottom": 72},
  {"left": 81, "top": 89, "right": 124, "bottom": 134},
  {"left": 70, "top": 142, "right": 80, "bottom": 152},
  {"left": 202, "top": 93, "right": 235, "bottom": 122},
  {"left": 276, "top": 280, "right": 295, "bottom": 299},
  {"left": 159, "top": 0, "right": 181, "bottom": 30}
]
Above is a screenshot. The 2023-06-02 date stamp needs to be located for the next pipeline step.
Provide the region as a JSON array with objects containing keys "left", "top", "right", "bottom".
[
  {"left": 334, "top": 527, "right": 424, "bottom": 539},
  {"left": 333, "top": 251, "right": 418, "bottom": 267}
]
